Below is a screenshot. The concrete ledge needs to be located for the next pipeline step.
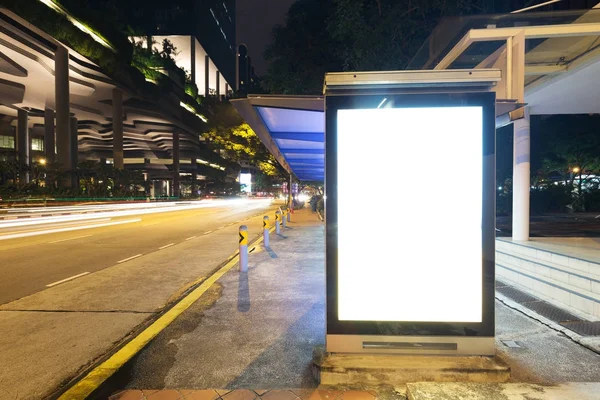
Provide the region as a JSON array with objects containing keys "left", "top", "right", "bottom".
[
  {"left": 313, "top": 350, "right": 510, "bottom": 386},
  {"left": 407, "top": 382, "right": 600, "bottom": 400}
]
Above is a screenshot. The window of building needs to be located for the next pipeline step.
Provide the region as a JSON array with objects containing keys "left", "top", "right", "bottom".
[
  {"left": 32, "top": 138, "right": 44, "bottom": 151},
  {"left": 0, "top": 135, "right": 14, "bottom": 149}
]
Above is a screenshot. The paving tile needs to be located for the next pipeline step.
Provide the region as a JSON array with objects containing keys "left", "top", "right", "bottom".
[
  {"left": 301, "top": 389, "right": 342, "bottom": 400},
  {"left": 260, "top": 390, "right": 298, "bottom": 400},
  {"left": 253, "top": 390, "right": 270, "bottom": 396},
  {"left": 143, "top": 390, "right": 161, "bottom": 397},
  {"left": 109, "top": 390, "right": 145, "bottom": 400},
  {"left": 216, "top": 390, "right": 232, "bottom": 396},
  {"left": 180, "top": 389, "right": 221, "bottom": 400},
  {"left": 221, "top": 389, "right": 257, "bottom": 400},
  {"left": 145, "top": 389, "right": 182, "bottom": 400},
  {"left": 338, "top": 391, "right": 377, "bottom": 400},
  {"left": 290, "top": 389, "right": 311, "bottom": 397}
]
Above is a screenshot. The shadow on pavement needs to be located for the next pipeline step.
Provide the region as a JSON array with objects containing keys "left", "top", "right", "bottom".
[
  {"left": 237, "top": 271, "right": 250, "bottom": 313},
  {"left": 226, "top": 301, "right": 325, "bottom": 389}
]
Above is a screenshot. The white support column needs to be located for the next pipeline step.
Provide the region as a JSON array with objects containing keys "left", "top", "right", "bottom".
[{"left": 512, "top": 107, "right": 530, "bottom": 241}]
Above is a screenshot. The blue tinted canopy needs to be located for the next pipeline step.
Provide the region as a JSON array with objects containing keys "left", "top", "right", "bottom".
[{"left": 231, "top": 95, "right": 324, "bottom": 181}]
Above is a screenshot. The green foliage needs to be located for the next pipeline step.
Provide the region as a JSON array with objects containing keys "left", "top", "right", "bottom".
[
  {"left": 263, "top": 0, "right": 341, "bottom": 94},
  {"left": 202, "top": 101, "right": 286, "bottom": 178},
  {"left": 263, "top": 0, "right": 497, "bottom": 94}
]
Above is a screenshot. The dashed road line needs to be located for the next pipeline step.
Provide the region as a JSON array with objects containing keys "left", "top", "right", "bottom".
[
  {"left": 185, "top": 236, "right": 196, "bottom": 241},
  {"left": 159, "top": 243, "right": 175, "bottom": 250},
  {"left": 117, "top": 254, "right": 143, "bottom": 264},
  {"left": 49, "top": 235, "right": 92, "bottom": 244},
  {"left": 203, "top": 230, "right": 213, "bottom": 235},
  {"left": 46, "top": 272, "right": 90, "bottom": 287}
]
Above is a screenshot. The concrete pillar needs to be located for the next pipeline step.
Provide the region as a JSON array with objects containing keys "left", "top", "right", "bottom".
[
  {"left": 205, "top": 55, "right": 209, "bottom": 96},
  {"left": 512, "top": 107, "right": 530, "bottom": 241},
  {"left": 173, "top": 131, "right": 180, "bottom": 197},
  {"left": 190, "top": 37, "right": 196, "bottom": 86},
  {"left": 216, "top": 71, "right": 221, "bottom": 97},
  {"left": 70, "top": 116, "right": 78, "bottom": 188},
  {"left": 191, "top": 157, "right": 197, "bottom": 197},
  {"left": 44, "top": 108, "right": 55, "bottom": 163},
  {"left": 55, "top": 45, "right": 71, "bottom": 171},
  {"left": 112, "top": 88, "right": 124, "bottom": 169},
  {"left": 17, "top": 109, "right": 29, "bottom": 183},
  {"left": 225, "top": 83, "right": 229, "bottom": 98}
]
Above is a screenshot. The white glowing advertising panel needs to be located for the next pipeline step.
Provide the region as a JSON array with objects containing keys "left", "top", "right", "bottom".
[
  {"left": 240, "top": 173, "right": 252, "bottom": 193},
  {"left": 336, "top": 107, "right": 483, "bottom": 323}
]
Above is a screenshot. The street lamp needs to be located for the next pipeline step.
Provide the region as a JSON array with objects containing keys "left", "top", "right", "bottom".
[
  {"left": 39, "top": 158, "right": 47, "bottom": 166},
  {"left": 572, "top": 167, "right": 580, "bottom": 173}
]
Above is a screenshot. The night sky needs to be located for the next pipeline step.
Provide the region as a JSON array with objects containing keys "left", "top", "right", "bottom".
[{"left": 236, "top": 0, "right": 297, "bottom": 76}]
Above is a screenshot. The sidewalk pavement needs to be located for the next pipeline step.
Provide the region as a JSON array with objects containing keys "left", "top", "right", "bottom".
[{"left": 104, "top": 208, "right": 600, "bottom": 400}]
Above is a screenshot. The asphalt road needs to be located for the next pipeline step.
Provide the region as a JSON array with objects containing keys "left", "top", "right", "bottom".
[{"left": 0, "top": 199, "right": 275, "bottom": 305}]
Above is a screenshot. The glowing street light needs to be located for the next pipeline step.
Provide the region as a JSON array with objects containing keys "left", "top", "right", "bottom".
[
  {"left": 572, "top": 167, "right": 580, "bottom": 173},
  {"left": 39, "top": 158, "right": 47, "bottom": 166}
]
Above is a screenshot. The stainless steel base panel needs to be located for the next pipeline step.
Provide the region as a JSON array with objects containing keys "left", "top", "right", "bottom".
[{"left": 327, "top": 334, "right": 495, "bottom": 356}]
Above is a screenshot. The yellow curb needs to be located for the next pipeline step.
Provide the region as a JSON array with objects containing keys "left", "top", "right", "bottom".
[{"left": 59, "top": 226, "right": 276, "bottom": 399}]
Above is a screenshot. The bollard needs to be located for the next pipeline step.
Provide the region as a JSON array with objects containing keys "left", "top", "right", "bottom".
[
  {"left": 282, "top": 207, "right": 287, "bottom": 228},
  {"left": 287, "top": 206, "right": 291, "bottom": 222},
  {"left": 275, "top": 210, "right": 281, "bottom": 235},
  {"left": 263, "top": 216, "right": 270, "bottom": 247},
  {"left": 239, "top": 225, "right": 248, "bottom": 272}
]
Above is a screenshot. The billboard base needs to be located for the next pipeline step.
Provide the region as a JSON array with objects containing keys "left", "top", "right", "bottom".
[
  {"left": 326, "top": 334, "right": 495, "bottom": 356},
  {"left": 313, "top": 346, "right": 510, "bottom": 387}
]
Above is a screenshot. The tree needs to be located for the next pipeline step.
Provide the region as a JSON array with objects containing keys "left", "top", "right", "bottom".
[
  {"left": 263, "top": 0, "right": 502, "bottom": 94},
  {"left": 535, "top": 115, "right": 600, "bottom": 211},
  {"left": 263, "top": 0, "right": 342, "bottom": 94},
  {"left": 203, "top": 100, "right": 287, "bottom": 178}
]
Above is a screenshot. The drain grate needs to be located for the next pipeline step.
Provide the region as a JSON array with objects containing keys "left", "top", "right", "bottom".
[
  {"left": 525, "top": 301, "right": 582, "bottom": 324},
  {"left": 560, "top": 321, "right": 600, "bottom": 336},
  {"left": 496, "top": 284, "right": 540, "bottom": 304}
]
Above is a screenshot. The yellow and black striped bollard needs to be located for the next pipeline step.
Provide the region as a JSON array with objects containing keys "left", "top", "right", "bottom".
[{"left": 239, "top": 225, "right": 248, "bottom": 272}]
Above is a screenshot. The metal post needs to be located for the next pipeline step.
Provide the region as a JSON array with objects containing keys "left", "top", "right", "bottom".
[
  {"left": 282, "top": 207, "right": 287, "bottom": 228},
  {"left": 287, "top": 206, "right": 291, "bottom": 223},
  {"left": 239, "top": 225, "right": 248, "bottom": 272},
  {"left": 275, "top": 210, "right": 281, "bottom": 235},
  {"left": 263, "top": 216, "right": 269, "bottom": 247}
]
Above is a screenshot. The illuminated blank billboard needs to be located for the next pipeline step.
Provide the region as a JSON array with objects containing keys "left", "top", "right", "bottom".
[
  {"left": 337, "top": 107, "right": 482, "bottom": 323},
  {"left": 325, "top": 92, "right": 496, "bottom": 346}
]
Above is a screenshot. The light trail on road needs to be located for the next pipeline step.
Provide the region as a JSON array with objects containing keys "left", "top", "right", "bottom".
[
  {"left": 0, "top": 218, "right": 142, "bottom": 241},
  {"left": 0, "top": 199, "right": 273, "bottom": 230}
]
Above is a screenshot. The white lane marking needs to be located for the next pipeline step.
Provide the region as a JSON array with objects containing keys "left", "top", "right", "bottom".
[
  {"left": 46, "top": 272, "right": 90, "bottom": 287},
  {"left": 203, "top": 230, "right": 213, "bottom": 235},
  {"left": 49, "top": 235, "right": 92, "bottom": 244},
  {"left": 159, "top": 243, "right": 175, "bottom": 249},
  {"left": 117, "top": 254, "right": 143, "bottom": 264},
  {"left": 185, "top": 236, "right": 196, "bottom": 241},
  {"left": 142, "top": 222, "right": 160, "bottom": 227},
  {"left": 0, "top": 219, "right": 142, "bottom": 241}
]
